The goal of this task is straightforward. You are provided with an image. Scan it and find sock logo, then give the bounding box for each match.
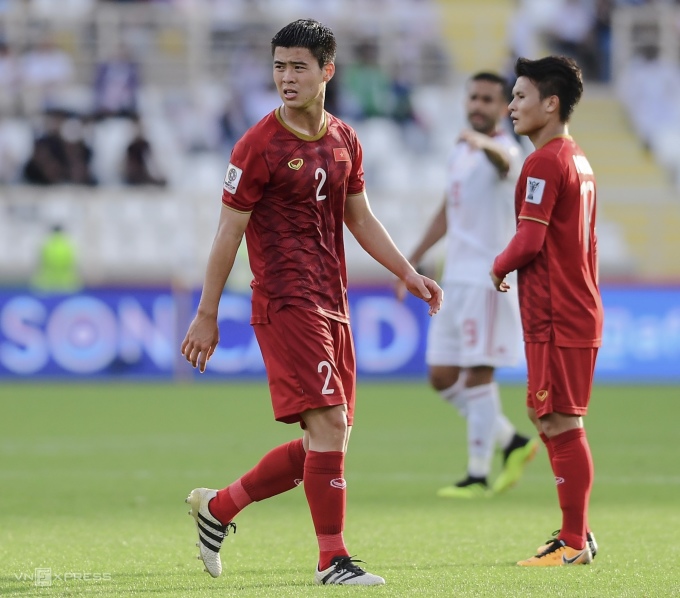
[294,478,303,486]
[555,476,565,485]
[330,478,346,489]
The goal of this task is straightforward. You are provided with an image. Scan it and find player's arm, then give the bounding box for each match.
[407,197,447,265]
[345,190,442,315]
[181,205,251,372]
[459,129,511,176]
[395,196,446,301]
[490,217,547,292]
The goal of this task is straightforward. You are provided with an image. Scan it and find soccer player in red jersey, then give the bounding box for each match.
[180,19,442,586]
[490,56,604,567]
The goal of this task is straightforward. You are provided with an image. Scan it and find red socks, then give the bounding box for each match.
[304,450,350,570]
[210,446,349,570]
[540,432,554,466]
[549,428,593,550]
[208,439,306,524]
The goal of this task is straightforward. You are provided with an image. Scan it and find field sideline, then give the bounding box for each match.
[1,382,678,597]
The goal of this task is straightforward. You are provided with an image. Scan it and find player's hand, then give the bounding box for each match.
[181,314,219,373]
[394,278,408,302]
[402,272,443,316]
[490,268,509,292]
[458,128,487,150]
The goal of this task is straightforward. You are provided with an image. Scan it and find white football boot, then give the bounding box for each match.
[314,556,385,586]
[185,487,236,578]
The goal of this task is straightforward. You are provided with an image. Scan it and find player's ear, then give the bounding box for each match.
[545,94,559,116]
[323,62,335,83]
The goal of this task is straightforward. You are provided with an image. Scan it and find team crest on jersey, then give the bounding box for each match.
[223,162,243,194]
[288,158,304,170]
[333,147,350,161]
[525,177,546,204]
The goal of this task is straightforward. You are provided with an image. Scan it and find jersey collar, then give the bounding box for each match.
[275,106,327,141]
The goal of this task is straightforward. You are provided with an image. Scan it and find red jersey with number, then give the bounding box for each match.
[515,135,603,347]
[221,107,365,323]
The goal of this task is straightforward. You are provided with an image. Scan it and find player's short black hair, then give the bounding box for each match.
[271,19,337,68]
[469,71,510,100]
[514,56,583,122]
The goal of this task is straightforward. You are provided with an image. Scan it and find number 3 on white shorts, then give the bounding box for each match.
[317,360,335,395]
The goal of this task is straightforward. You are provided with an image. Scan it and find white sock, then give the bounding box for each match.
[437,373,468,417]
[488,382,516,449]
[462,383,499,478]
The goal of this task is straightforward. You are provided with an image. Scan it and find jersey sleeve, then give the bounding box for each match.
[347,131,365,196]
[517,153,562,225]
[221,138,271,213]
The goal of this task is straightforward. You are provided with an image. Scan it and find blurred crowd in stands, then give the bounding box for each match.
[0,0,444,187]
[0,0,679,188]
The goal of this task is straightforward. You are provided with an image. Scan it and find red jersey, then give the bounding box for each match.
[515,135,603,347]
[222,108,365,323]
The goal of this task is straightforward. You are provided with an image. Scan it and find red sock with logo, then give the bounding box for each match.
[550,428,593,550]
[209,439,306,524]
[304,450,349,571]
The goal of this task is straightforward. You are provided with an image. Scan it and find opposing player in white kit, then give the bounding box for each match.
[398,72,538,497]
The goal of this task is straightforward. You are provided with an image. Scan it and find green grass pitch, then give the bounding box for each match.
[1,381,678,597]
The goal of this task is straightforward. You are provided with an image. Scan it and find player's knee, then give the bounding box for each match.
[429,367,460,391]
[303,405,348,445]
[465,366,494,387]
[539,413,582,438]
[527,407,540,430]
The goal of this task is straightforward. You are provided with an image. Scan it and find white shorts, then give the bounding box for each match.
[426,283,522,368]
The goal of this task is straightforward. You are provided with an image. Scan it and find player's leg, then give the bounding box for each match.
[434,286,534,496]
[187,304,325,578]
[433,363,503,496]
[460,366,498,488]
[541,411,594,553]
[427,286,487,496]
[301,404,356,582]
[302,317,383,585]
[477,287,538,492]
[517,344,596,566]
[186,437,306,577]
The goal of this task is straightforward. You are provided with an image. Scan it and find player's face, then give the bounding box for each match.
[465,80,507,134]
[273,47,334,111]
[508,76,551,136]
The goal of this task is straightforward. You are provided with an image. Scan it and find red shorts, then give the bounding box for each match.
[525,342,598,418]
[253,304,356,426]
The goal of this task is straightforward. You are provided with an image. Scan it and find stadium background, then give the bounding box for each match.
[0,0,679,382]
[1,3,679,597]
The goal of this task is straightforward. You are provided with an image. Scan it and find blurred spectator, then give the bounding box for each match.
[93,47,141,118]
[31,223,82,293]
[229,35,280,126]
[61,114,97,185]
[543,0,599,80]
[122,114,167,186]
[617,44,680,151]
[23,110,96,185]
[341,37,424,148]
[506,0,545,66]
[0,40,21,115]
[341,39,394,120]
[0,117,30,183]
[20,35,75,113]
[594,0,613,82]
[218,90,250,152]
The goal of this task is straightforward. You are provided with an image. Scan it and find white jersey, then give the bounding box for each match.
[442,131,523,287]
